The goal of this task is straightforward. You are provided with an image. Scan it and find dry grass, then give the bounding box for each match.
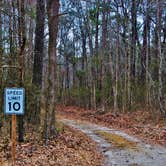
[95,130,138,150]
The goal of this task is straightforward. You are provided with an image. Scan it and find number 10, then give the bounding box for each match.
[8,102,21,111]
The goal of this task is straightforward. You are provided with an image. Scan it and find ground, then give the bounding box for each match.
[0,105,165,166]
[0,124,102,166]
[57,105,166,146]
[60,117,166,166]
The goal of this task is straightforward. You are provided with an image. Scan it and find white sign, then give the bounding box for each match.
[4,88,25,115]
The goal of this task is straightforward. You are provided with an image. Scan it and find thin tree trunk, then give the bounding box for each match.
[81,29,87,107]
[157,0,165,115]
[95,0,99,57]
[142,0,151,105]
[0,0,3,128]
[9,9,13,55]
[0,0,2,68]
[17,0,26,142]
[121,0,128,113]
[12,1,17,53]
[27,16,34,70]
[86,0,95,109]
[101,0,107,112]
[114,5,120,112]
[145,4,151,106]
[109,45,115,111]
[93,0,100,110]
[122,32,128,113]
[123,49,127,113]
[127,43,131,110]
[131,0,137,78]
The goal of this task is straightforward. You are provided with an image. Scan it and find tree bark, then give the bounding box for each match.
[86,0,93,109]
[32,0,45,88]
[92,0,100,110]
[44,0,59,143]
[31,0,45,125]
[144,0,151,105]
[114,5,120,113]
[157,0,165,115]
[131,0,137,78]
[17,0,26,142]
[101,0,107,112]
[0,0,3,129]
[121,0,128,113]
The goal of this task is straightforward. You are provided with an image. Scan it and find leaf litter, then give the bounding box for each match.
[57,105,166,146]
[0,125,103,166]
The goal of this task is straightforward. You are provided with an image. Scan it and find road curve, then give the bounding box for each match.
[61,118,166,166]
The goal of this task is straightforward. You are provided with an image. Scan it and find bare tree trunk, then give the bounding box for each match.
[31,0,45,125]
[12,1,17,54]
[101,0,107,112]
[86,0,95,109]
[163,13,166,44]
[127,44,131,110]
[114,5,120,112]
[109,45,115,110]
[17,0,26,142]
[0,0,2,69]
[141,0,151,106]
[131,0,137,78]
[123,49,127,112]
[121,0,128,113]
[9,8,13,55]
[26,16,34,71]
[81,28,87,108]
[0,0,3,128]
[95,0,99,57]
[94,0,99,110]
[122,36,128,113]
[33,0,45,88]
[145,0,151,106]
[157,0,165,115]
[44,0,59,143]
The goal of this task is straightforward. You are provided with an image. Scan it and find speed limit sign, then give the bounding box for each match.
[4,88,25,115]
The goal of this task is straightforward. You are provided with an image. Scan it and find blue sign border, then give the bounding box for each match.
[4,88,25,115]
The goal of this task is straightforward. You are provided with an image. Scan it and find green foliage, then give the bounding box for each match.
[70,87,89,99]
[89,8,102,26]
[26,7,36,19]
[132,83,146,105]
[55,121,64,133]
[76,70,86,79]
[95,88,102,103]
[70,56,79,64]
[91,54,102,69]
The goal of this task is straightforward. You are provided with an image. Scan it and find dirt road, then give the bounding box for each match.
[61,118,166,166]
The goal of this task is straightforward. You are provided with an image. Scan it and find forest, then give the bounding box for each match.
[0,0,166,165]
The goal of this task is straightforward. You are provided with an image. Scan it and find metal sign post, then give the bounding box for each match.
[4,88,25,166]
